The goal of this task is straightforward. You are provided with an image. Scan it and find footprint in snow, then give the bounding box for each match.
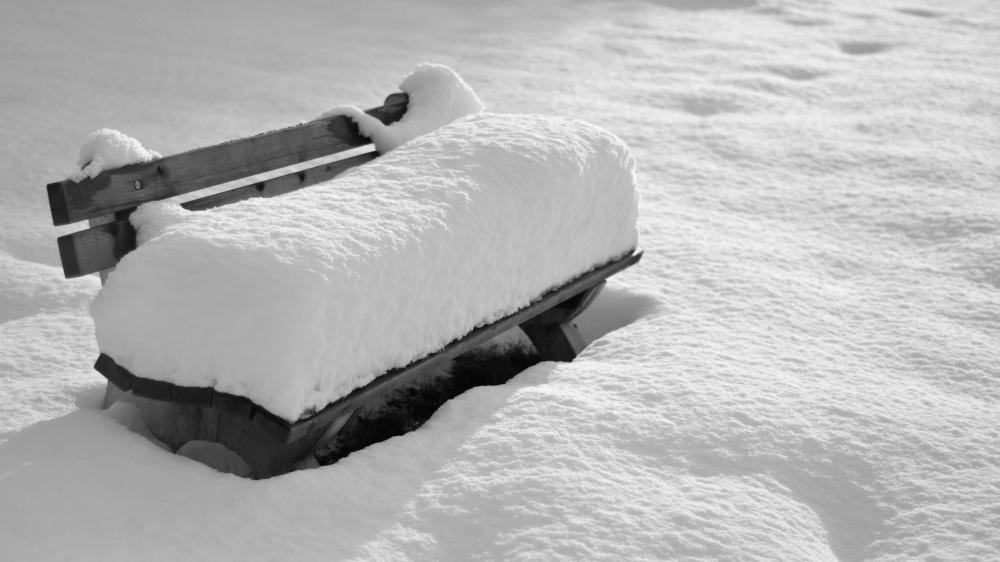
[651,0,758,11]
[839,40,893,56]
[679,96,739,117]
[896,7,941,18]
[763,64,826,81]
[783,17,831,27]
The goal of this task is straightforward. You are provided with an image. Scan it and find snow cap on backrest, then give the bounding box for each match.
[71,128,161,181]
[319,62,485,153]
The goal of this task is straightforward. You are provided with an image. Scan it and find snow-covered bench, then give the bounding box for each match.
[46,66,641,477]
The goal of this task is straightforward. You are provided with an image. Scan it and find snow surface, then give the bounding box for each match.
[1,0,998,560]
[320,62,485,153]
[92,110,639,422]
[71,128,161,181]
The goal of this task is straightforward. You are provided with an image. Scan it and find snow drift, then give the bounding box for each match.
[90,113,639,421]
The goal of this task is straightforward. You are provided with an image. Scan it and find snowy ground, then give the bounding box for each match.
[1,0,998,560]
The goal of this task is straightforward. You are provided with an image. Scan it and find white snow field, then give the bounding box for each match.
[1,0,998,560]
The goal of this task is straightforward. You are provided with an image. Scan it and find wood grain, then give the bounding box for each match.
[47,95,408,226]
[56,151,379,278]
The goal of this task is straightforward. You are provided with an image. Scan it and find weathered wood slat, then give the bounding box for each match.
[56,151,379,278]
[47,94,408,226]
[185,150,378,212]
[58,213,134,279]
[94,250,643,448]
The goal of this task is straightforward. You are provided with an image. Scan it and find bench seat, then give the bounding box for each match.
[90,113,640,423]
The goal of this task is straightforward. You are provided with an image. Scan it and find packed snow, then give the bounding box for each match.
[71,128,161,181]
[320,62,485,154]
[92,108,639,421]
[1,0,998,560]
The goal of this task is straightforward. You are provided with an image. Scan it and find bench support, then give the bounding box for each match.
[96,253,639,478]
[520,282,604,361]
[104,382,332,477]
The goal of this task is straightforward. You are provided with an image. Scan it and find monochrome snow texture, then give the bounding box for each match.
[2,1,997,560]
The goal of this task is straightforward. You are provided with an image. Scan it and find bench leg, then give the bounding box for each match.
[519,282,605,362]
[101,380,337,478]
[520,320,586,362]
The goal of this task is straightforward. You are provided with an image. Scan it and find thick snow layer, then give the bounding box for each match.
[91,113,639,421]
[71,128,161,181]
[319,62,485,153]
[1,0,998,560]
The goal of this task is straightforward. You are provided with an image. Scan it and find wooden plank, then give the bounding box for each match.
[183,150,377,212]
[95,250,643,444]
[95,353,132,392]
[171,384,215,406]
[56,151,378,278]
[47,94,408,226]
[130,376,174,402]
[58,216,136,279]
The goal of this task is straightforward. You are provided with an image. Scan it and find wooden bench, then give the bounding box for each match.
[47,92,642,478]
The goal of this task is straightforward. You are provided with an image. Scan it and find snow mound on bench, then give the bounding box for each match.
[90,113,639,422]
[71,128,161,181]
[319,62,484,153]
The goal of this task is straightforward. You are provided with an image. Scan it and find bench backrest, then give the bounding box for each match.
[48,93,409,279]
